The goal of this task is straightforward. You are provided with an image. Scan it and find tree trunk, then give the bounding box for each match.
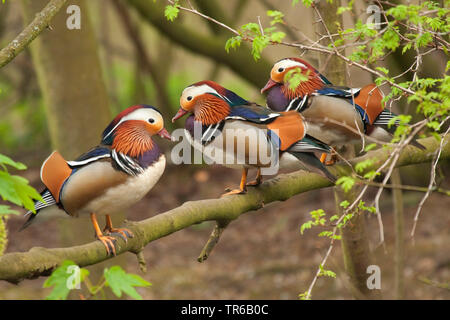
[20,0,123,298]
[391,169,404,299]
[316,0,380,299]
[21,0,111,159]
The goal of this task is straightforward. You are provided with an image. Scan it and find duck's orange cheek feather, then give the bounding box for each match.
[180,98,196,112]
[271,69,286,83]
[112,121,154,158]
[146,121,163,135]
[194,96,231,125]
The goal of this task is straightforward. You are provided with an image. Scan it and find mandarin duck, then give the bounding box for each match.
[172,80,336,196]
[261,57,425,163]
[21,105,172,255]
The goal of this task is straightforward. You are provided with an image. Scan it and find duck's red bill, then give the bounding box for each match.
[261,78,277,94]
[172,108,188,122]
[157,128,172,140]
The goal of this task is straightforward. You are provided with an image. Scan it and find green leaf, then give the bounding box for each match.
[270,31,286,43]
[284,69,309,90]
[0,171,43,212]
[330,214,339,221]
[364,143,377,152]
[318,231,333,238]
[225,36,242,53]
[267,10,284,25]
[241,22,260,34]
[251,36,269,61]
[44,261,88,300]
[164,5,179,22]
[318,264,336,278]
[310,209,326,221]
[298,291,311,300]
[0,205,18,215]
[363,170,380,180]
[104,266,151,300]
[0,154,27,171]
[402,42,412,54]
[336,176,355,193]
[339,200,349,209]
[355,159,374,173]
[358,200,376,213]
[300,0,314,7]
[300,220,313,234]
[376,67,389,75]
[427,121,441,131]
[415,32,433,49]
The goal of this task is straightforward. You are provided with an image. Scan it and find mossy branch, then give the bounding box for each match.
[0,0,67,68]
[0,136,448,283]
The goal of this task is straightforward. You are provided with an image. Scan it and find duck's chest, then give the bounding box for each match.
[63,153,166,217]
[186,120,275,169]
[84,154,166,216]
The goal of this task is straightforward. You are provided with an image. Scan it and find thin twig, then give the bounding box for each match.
[410,121,450,239]
[197,220,231,262]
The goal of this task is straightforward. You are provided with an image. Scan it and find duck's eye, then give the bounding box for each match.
[187,96,193,101]
[278,67,284,73]
[148,118,155,124]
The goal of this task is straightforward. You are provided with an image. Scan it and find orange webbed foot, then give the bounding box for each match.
[325,153,338,166]
[91,213,117,256]
[104,227,134,243]
[321,151,338,166]
[96,234,117,256]
[246,168,262,187]
[246,180,261,187]
[221,168,248,197]
[221,188,247,197]
[103,214,134,243]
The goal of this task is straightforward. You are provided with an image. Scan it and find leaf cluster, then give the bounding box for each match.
[44,261,151,300]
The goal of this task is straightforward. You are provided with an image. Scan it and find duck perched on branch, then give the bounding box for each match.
[262,57,425,164]
[21,105,172,255]
[172,80,336,196]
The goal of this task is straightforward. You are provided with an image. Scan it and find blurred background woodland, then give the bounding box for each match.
[0,0,448,299]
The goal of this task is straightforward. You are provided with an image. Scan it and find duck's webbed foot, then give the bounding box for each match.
[103,214,134,242]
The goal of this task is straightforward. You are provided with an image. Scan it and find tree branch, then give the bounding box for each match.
[0,0,67,68]
[0,135,448,283]
[126,0,272,88]
[197,220,231,262]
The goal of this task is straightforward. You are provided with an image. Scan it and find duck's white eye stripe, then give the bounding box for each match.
[183,84,222,100]
[104,108,162,139]
[276,60,307,70]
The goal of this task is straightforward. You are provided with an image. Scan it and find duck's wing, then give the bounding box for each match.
[226,103,280,124]
[197,103,280,145]
[21,147,113,229]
